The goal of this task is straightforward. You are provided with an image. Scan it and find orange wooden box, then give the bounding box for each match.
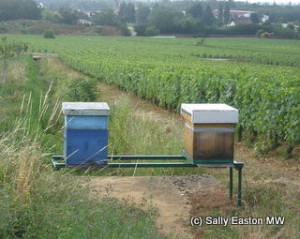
[181,104,238,162]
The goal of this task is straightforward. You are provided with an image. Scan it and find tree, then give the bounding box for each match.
[134,25,147,36]
[223,1,231,26]
[118,2,136,23]
[145,26,160,36]
[92,9,117,26]
[218,3,224,26]
[0,0,41,21]
[136,5,150,25]
[202,5,215,27]
[250,13,259,25]
[43,30,55,39]
[186,2,203,20]
[287,23,295,31]
[19,0,42,20]
[149,7,177,33]
[58,8,78,25]
[0,37,28,83]
[178,15,202,34]
[42,9,61,23]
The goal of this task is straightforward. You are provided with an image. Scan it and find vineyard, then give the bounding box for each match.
[11,35,300,155]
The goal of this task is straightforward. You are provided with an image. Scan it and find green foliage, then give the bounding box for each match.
[202,5,215,26]
[136,5,150,25]
[217,3,224,26]
[66,78,97,102]
[119,2,136,23]
[58,8,79,25]
[223,1,231,25]
[258,23,300,39]
[0,37,28,59]
[43,30,55,39]
[0,0,41,21]
[134,24,147,36]
[196,38,206,46]
[250,13,260,25]
[41,0,113,11]
[118,24,131,36]
[42,9,61,23]
[0,37,28,82]
[145,26,160,36]
[186,2,203,20]
[149,7,181,34]
[92,9,117,26]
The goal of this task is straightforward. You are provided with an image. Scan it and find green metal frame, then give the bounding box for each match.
[181,150,234,165]
[51,154,244,206]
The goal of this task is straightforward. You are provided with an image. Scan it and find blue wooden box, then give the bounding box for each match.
[62,102,110,166]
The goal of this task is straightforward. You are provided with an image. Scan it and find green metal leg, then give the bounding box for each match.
[238,167,242,206]
[233,161,244,206]
[229,167,233,199]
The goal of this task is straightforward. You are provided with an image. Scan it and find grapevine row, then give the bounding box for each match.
[19,35,300,153]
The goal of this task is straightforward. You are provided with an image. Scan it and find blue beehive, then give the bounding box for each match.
[62,102,110,166]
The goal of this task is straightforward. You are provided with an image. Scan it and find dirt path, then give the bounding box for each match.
[46,56,300,239]
[86,174,232,238]
[88,176,188,238]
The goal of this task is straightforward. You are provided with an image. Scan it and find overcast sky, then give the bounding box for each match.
[237,0,300,4]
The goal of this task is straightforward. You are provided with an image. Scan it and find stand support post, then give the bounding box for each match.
[229,167,233,199]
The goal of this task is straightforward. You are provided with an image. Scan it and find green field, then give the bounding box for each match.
[9,35,300,154]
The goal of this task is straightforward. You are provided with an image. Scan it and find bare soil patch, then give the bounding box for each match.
[206,58,230,61]
[87,175,228,239]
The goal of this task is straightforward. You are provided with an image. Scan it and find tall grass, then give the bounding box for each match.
[94,97,204,177]
[0,121,165,238]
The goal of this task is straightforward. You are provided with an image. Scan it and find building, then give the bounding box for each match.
[213,9,255,26]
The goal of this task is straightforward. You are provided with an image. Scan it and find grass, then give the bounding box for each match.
[0,56,170,239]
[193,144,300,239]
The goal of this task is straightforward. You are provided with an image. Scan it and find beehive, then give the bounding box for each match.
[62,102,110,166]
[181,104,238,164]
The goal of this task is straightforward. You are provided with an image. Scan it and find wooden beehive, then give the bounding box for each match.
[181,104,238,163]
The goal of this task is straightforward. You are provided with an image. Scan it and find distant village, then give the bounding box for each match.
[0,0,299,38]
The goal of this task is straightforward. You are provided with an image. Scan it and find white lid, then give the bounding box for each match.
[181,103,238,123]
[62,102,110,116]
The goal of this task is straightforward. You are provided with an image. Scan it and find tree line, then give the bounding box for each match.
[89,1,299,38]
[40,0,112,11]
[0,0,300,39]
[0,0,41,21]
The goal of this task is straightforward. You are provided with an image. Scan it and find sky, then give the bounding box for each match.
[237,0,300,4]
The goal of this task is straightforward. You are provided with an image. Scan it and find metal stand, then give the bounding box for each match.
[52,154,244,206]
[229,162,244,206]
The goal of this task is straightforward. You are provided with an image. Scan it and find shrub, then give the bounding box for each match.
[43,30,55,39]
[196,38,206,46]
[67,78,97,102]
[134,24,147,36]
[145,26,160,36]
[118,24,131,36]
